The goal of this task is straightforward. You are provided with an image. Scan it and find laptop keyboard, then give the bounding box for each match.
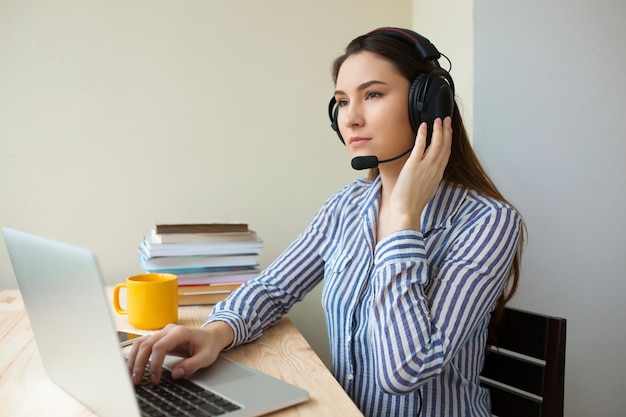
[135,364,242,416]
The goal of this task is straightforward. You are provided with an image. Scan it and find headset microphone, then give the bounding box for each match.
[351,147,413,170]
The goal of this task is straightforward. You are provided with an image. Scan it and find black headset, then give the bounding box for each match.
[328,27,455,146]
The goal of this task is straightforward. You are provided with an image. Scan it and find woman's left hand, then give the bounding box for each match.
[390,116,452,231]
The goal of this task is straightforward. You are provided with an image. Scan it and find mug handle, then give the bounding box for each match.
[113,283,128,315]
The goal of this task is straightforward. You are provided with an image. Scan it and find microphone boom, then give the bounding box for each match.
[351,147,413,171]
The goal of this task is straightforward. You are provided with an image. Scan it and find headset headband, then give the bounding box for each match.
[366,27,442,62]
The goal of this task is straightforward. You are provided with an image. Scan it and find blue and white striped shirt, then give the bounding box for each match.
[207,176,522,417]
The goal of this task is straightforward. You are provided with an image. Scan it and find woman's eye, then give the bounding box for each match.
[337,99,349,107]
[366,91,382,99]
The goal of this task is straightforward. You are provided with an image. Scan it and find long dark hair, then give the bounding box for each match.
[332,31,526,319]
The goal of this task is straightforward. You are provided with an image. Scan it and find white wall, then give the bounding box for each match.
[0,0,411,368]
[473,0,626,416]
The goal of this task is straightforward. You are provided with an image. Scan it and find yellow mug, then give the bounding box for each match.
[113,273,178,330]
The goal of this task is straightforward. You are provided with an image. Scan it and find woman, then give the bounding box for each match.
[128,27,525,417]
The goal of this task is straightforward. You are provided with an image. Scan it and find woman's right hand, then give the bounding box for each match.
[389,117,452,232]
[127,321,235,385]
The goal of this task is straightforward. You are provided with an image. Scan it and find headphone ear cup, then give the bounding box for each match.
[409,73,454,148]
[328,97,345,145]
[408,73,429,133]
[421,75,453,124]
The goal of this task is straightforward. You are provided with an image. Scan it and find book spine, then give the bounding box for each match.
[177,283,242,294]
[150,231,258,244]
[178,292,233,306]
[156,223,248,234]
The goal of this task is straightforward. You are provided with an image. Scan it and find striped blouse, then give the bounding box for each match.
[206,176,522,417]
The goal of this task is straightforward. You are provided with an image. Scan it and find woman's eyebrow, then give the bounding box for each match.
[334,80,387,96]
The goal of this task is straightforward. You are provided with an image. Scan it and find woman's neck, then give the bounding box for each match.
[375,165,401,244]
[377,161,402,203]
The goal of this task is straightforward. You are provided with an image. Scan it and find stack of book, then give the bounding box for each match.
[138,222,262,306]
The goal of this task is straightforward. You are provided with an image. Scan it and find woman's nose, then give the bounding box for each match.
[341,102,364,130]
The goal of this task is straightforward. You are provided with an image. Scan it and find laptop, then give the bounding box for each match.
[2,227,309,417]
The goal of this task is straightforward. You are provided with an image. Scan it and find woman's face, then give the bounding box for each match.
[334,51,414,166]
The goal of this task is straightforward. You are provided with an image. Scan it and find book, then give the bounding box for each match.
[178,282,244,293]
[139,254,258,271]
[178,290,234,306]
[148,229,258,245]
[177,282,245,306]
[176,271,259,286]
[138,239,264,258]
[155,223,248,234]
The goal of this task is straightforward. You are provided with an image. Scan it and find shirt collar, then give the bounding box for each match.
[421,181,468,234]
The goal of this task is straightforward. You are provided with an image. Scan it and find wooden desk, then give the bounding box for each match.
[0,289,363,417]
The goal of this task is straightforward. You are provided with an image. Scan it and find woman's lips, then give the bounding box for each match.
[349,137,370,147]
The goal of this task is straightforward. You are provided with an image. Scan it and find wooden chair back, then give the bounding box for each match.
[480,307,567,417]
